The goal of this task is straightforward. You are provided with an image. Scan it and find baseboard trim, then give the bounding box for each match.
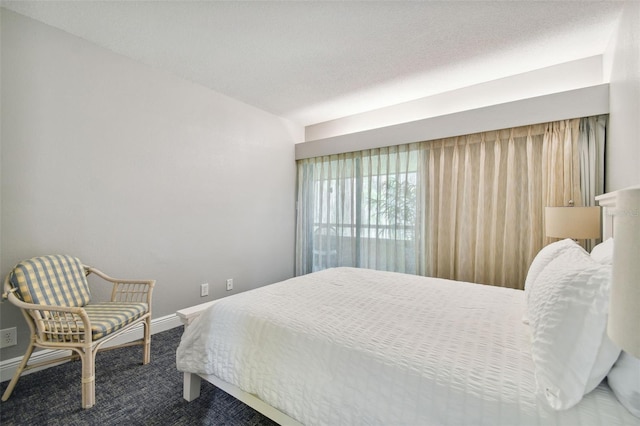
[0,313,183,383]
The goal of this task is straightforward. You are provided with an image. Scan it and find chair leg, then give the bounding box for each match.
[142,316,151,365]
[1,342,35,402]
[80,351,95,409]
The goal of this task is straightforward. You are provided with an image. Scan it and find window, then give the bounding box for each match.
[296,145,420,275]
[296,116,606,289]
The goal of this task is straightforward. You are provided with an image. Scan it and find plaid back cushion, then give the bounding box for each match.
[10,255,91,307]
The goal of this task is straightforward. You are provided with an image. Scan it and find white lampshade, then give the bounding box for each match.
[545,206,601,239]
[608,188,640,357]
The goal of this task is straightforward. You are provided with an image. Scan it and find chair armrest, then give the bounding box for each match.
[85,266,155,304]
[3,289,92,344]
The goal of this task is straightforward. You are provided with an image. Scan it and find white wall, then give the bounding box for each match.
[0,9,300,360]
[604,1,640,191]
[305,56,606,142]
[296,85,609,160]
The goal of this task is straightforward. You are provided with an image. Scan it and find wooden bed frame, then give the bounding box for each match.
[176,185,638,426]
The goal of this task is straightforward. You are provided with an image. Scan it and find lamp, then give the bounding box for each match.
[608,188,640,357]
[545,204,601,239]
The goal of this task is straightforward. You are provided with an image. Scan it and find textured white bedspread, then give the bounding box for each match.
[177,267,638,425]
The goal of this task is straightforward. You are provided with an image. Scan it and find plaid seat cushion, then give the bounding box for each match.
[84,302,149,340]
[10,255,91,307]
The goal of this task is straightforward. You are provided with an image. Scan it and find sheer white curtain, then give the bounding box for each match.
[296,116,605,289]
[295,145,421,276]
[579,115,607,251]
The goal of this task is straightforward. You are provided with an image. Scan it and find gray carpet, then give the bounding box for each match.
[0,326,279,426]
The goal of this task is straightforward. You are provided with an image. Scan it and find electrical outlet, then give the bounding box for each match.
[0,327,17,348]
[200,283,209,297]
[226,278,233,291]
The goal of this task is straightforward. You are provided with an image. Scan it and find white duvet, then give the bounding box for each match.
[177,267,638,425]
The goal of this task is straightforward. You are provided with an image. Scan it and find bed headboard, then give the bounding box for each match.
[596,185,640,239]
[596,184,640,357]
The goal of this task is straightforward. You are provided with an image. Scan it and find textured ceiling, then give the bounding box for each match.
[1,1,624,126]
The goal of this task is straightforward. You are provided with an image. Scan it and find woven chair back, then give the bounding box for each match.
[9,255,91,307]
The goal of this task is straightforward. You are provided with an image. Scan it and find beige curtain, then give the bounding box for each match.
[419,127,540,287]
[420,119,581,289]
[542,119,582,242]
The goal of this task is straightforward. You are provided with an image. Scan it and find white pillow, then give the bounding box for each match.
[591,238,614,265]
[527,243,620,410]
[522,239,577,324]
[585,334,620,393]
[525,238,577,291]
[608,351,640,418]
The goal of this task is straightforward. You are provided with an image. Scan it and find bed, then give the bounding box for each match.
[176,187,640,425]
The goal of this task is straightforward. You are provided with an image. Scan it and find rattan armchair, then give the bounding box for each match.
[1,255,155,409]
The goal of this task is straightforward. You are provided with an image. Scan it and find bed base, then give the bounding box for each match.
[177,302,302,426]
[176,185,638,426]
